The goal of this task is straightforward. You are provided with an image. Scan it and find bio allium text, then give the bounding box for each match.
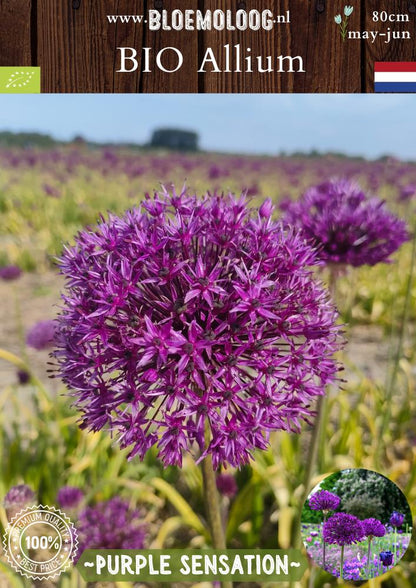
[117,45,305,74]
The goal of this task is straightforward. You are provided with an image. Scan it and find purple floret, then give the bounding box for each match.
[216,473,238,498]
[0,265,22,281]
[379,550,394,566]
[53,188,343,469]
[389,511,404,527]
[323,512,365,546]
[76,497,146,554]
[17,369,30,385]
[57,486,84,509]
[362,518,386,538]
[398,184,416,202]
[26,320,56,350]
[4,484,35,507]
[308,489,340,512]
[281,179,409,267]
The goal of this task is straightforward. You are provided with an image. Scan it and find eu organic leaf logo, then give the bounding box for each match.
[5,71,35,89]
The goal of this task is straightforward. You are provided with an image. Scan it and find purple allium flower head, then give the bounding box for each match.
[0,265,22,281]
[379,550,394,566]
[323,512,365,546]
[53,188,342,469]
[4,484,36,521]
[57,486,84,509]
[216,473,238,498]
[26,320,56,350]
[76,497,146,553]
[362,518,386,538]
[4,484,35,508]
[399,183,416,202]
[281,179,409,267]
[308,489,340,512]
[389,511,404,527]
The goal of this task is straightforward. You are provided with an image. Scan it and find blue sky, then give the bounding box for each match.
[0,94,415,159]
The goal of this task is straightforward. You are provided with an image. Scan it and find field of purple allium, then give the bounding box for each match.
[303,523,411,580]
[0,146,415,588]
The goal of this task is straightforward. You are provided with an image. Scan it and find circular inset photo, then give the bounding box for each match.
[301,469,412,581]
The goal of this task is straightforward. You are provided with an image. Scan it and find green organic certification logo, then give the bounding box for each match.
[0,67,41,93]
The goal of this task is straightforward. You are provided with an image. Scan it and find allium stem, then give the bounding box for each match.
[201,455,232,588]
[201,455,226,548]
[367,538,372,577]
[297,394,325,538]
[296,265,339,556]
[340,544,344,580]
[378,223,416,466]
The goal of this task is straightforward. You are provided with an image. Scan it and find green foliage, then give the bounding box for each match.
[333,470,412,525]
[341,495,385,520]
[0,131,57,148]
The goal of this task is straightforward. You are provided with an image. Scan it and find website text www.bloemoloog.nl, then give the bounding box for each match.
[106,9,290,31]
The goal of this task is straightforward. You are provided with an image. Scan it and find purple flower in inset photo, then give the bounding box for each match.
[0,265,22,281]
[53,188,343,469]
[76,497,146,554]
[362,518,386,538]
[26,320,56,350]
[390,511,404,528]
[57,486,84,510]
[379,550,394,567]
[323,512,365,546]
[309,490,340,513]
[281,179,409,267]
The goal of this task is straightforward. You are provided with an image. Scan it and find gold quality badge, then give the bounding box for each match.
[3,505,78,580]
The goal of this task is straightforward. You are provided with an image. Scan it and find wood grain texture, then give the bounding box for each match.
[2,1,416,92]
[201,0,362,92]
[0,0,33,66]
[288,0,362,92]
[141,0,199,92]
[37,0,146,92]
[364,1,416,91]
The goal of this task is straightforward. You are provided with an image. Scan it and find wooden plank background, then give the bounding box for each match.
[0,0,416,92]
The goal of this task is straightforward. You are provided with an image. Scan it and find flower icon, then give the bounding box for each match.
[334,5,354,41]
